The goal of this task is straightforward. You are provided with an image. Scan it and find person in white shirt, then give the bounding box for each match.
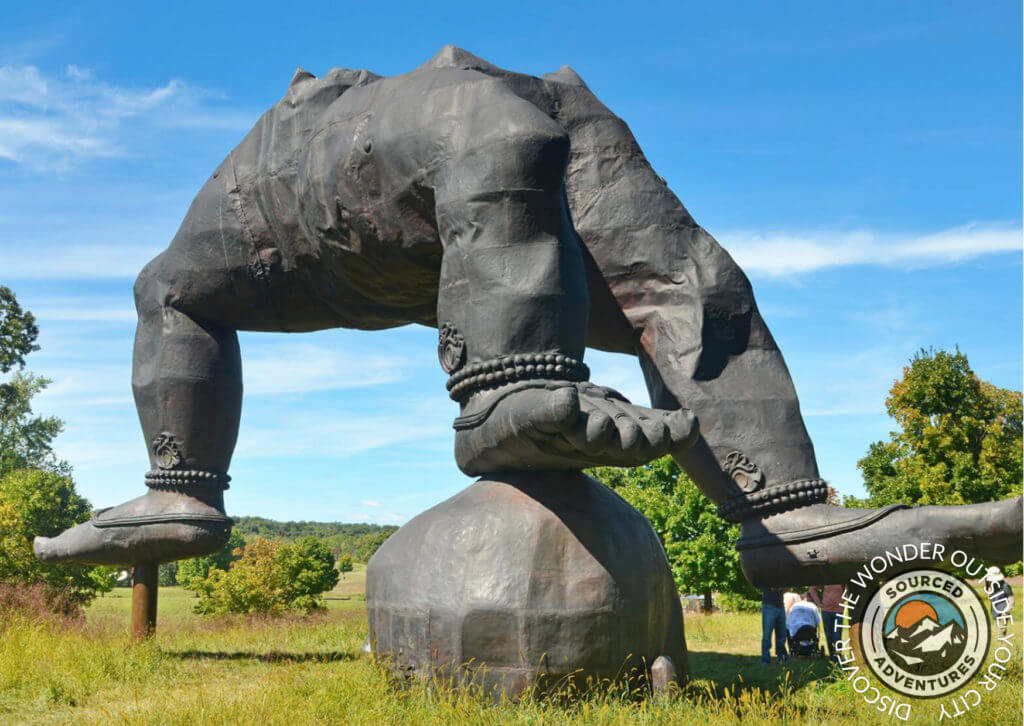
[786,591,821,637]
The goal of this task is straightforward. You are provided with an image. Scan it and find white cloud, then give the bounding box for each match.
[0,63,255,171]
[244,344,408,395]
[236,407,450,460]
[720,223,1021,277]
[1,242,158,279]
[30,342,412,409]
[585,350,650,406]
[30,297,136,322]
[361,500,381,507]
[5,221,1019,282]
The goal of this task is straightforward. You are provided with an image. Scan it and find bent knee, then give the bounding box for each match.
[445,83,570,193]
[133,250,223,321]
[133,253,172,316]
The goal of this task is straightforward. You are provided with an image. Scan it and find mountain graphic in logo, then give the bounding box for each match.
[882,597,967,675]
[863,568,990,699]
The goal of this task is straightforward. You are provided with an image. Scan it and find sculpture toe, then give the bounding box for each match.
[737,497,1024,588]
[453,381,700,474]
[32,519,138,565]
[32,490,232,566]
[33,531,78,563]
[665,408,699,450]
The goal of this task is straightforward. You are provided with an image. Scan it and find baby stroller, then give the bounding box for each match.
[788,624,825,658]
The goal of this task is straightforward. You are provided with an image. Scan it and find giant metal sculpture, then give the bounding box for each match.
[34,47,1022,692]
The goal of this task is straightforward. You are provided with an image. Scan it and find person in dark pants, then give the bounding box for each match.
[762,588,788,664]
[809,584,844,659]
[981,567,1015,637]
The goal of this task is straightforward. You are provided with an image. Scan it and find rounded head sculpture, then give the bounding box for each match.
[366,470,686,699]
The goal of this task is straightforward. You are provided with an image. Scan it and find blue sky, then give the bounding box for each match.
[1,2,1020,524]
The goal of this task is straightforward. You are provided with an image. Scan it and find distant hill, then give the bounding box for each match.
[233,517,394,539]
[232,517,399,563]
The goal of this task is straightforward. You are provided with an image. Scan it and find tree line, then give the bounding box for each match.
[232,517,397,563]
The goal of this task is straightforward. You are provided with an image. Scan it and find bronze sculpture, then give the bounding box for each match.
[33,46,1021,689]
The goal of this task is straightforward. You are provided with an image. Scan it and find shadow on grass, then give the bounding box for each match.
[688,650,838,697]
[167,649,358,664]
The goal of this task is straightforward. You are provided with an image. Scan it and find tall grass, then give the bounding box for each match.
[0,585,1020,725]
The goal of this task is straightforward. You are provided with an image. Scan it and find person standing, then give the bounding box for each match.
[980,567,1015,636]
[762,588,789,664]
[809,584,845,659]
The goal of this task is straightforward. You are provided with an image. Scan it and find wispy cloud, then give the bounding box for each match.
[236,405,450,460]
[586,350,650,406]
[31,342,412,409]
[245,344,408,396]
[6,221,1020,281]
[361,500,381,507]
[1,242,159,279]
[721,223,1021,277]
[0,63,255,171]
[29,297,136,322]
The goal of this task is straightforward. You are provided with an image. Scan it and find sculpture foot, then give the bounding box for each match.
[453,380,698,475]
[33,488,232,566]
[737,497,1023,588]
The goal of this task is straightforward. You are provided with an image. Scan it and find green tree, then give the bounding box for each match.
[191,536,339,615]
[0,469,106,609]
[0,288,64,478]
[87,566,118,596]
[591,457,756,612]
[0,286,39,374]
[178,530,245,591]
[353,528,396,562]
[158,561,179,586]
[338,554,354,578]
[0,288,112,611]
[851,348,1022,507]
[0,373,66,477]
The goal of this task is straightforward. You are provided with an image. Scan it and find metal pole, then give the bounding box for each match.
[131,562,159,641]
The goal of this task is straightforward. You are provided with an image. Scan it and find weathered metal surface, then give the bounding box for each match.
[130,563,159,642]
[366,471,687,699]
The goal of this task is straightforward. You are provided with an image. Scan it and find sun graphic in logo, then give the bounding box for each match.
[881,590,969,678]
[892,599,939,629]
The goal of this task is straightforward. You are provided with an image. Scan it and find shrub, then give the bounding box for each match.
[0,469,112,612]
[717,591,761,613]
[0,581,83,621]
[191,536,339,616]
[158,561,178,586]
[178,530,245,591]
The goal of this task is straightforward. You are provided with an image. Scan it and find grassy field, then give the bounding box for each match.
[1,569,1020,725]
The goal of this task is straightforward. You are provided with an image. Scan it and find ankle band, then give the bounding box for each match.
[446,353,589,402]
[717,479,829,523]
[145,469,231,491]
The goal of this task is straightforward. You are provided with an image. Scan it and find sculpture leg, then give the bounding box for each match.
[551,74,1022,586]
[432,85,697,475]
[628,227,1023,586]
[33,257,239,565]
[31,156,283,566]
